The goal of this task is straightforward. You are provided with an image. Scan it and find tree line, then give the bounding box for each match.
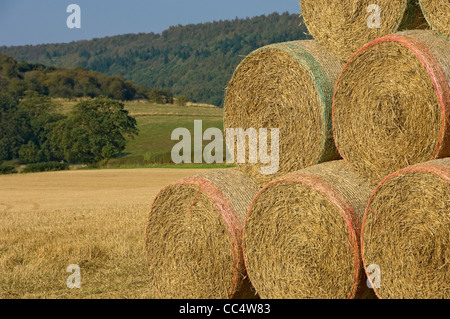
[0,93,138,167]
[0,12,312,106]
[0,54,179,104]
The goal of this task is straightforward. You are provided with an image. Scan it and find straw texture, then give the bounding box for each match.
[300,0,427,61]
[224,40,344,187]
[419,0,450,40]
[333,30,450,184]
[145,169,260,299]
[243,161,376,299]
[362,158,450,299]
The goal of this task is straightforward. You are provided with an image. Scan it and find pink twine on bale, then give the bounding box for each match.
[243,173,365,299]
[145,175,247,299]
[332,32,450,172]
[361,162,450,299]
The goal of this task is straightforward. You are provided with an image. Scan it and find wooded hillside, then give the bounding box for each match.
[0,12,311,106]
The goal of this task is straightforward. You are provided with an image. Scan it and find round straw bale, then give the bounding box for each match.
[224,40,344,187]
[419,0,450,40]
[243,160,377,299]
[300,0,427,62]
[362,158,450,299]
[145,169,260,299]
[333,30,450,185]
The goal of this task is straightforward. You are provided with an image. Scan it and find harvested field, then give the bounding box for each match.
[0,168,206,299]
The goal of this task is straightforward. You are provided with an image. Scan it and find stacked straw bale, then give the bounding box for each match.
[146,0,449,300]
[300,0,427,61]
[243,161,377,299]
[419,0,450,40]
[224,40,344,187]
[362,158,450,299]
[333,30,450,184]
[145,169,260,299]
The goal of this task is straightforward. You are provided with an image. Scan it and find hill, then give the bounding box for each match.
[0,55,141,101]
[0,12,311,106]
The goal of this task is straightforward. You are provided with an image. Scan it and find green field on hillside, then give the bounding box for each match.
[105,101,229,168]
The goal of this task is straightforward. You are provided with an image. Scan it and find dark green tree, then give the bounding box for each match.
[23,70,49,96]
[106,77,136,101]
[18,141,41,164]
[47,71,76,98]
[0,94,31,162]
[17,96,65,163]
[148,88,174,104]
[175,95,188,106]
[7,77,28,98]
[0,55,19,79]
[51,97,138,164]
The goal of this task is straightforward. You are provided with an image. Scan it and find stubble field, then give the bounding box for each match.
[0,168,207,299]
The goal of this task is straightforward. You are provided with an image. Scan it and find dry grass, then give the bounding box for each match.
[243,161,376,299]
[333,30,450,184]
[224,41,343,186]
[419,0,450,40]
[362,158,450,299]
[146,169,260,299]
[0,168,207,299]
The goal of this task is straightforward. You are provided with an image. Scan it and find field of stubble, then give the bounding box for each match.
[0,168,206,299]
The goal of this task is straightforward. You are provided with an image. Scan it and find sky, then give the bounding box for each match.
[0,0,301,47]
